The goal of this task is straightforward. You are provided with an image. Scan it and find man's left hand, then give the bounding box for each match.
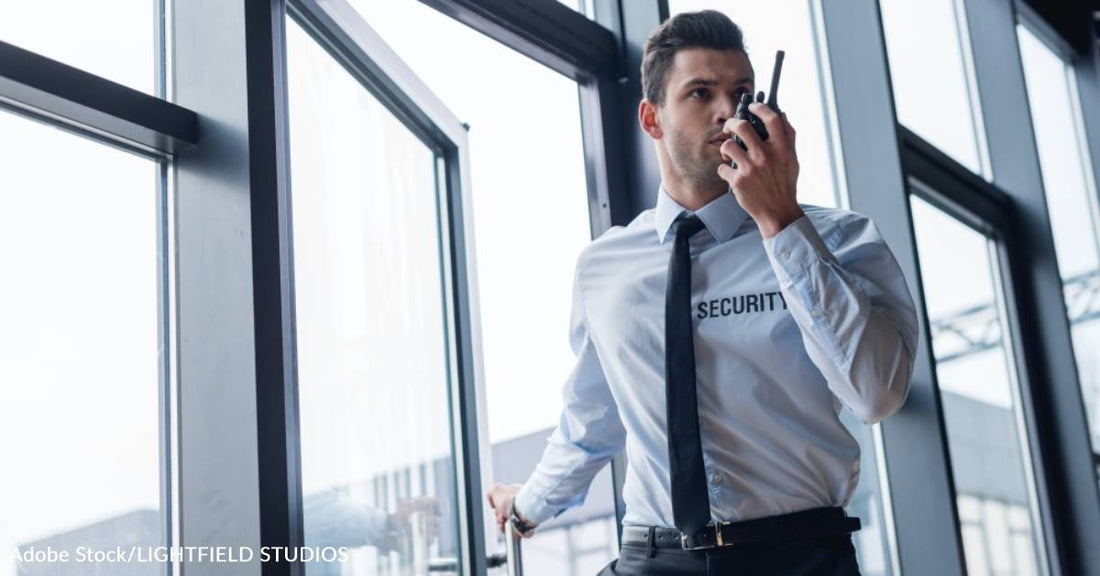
[717,102,804,239]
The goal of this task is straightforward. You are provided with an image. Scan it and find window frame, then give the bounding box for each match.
[1016,8,1100,481]
[903,127,1057,576]
[820,0,1100,574]
[960,1,1100,573]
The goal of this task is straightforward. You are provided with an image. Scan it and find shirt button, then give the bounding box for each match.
[711,472,722,486]
[780,250,791,260]
[811,309,823,318]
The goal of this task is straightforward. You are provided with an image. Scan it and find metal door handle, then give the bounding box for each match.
[425,522,523,574]
[504,520,524,576]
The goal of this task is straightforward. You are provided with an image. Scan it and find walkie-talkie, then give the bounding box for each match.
[731,50,785,154]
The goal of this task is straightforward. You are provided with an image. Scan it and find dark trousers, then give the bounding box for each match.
[597,535,861,576]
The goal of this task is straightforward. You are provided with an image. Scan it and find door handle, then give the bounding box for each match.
[424,520,524,574]
[503,519,524,576]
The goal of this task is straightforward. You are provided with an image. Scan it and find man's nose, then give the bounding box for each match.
[716,97,738,124]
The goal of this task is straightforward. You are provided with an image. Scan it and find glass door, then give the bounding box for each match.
[283,0,508,574]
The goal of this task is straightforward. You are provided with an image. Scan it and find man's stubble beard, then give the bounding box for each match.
[666,127,726,190]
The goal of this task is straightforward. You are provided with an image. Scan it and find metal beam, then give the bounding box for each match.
[0,39,197,156]
[418,0,621,80]
[930,269,1100,363]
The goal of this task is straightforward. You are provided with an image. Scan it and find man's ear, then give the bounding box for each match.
[638,99,663,140]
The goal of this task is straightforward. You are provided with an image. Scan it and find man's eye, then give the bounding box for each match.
[690,88,709,99]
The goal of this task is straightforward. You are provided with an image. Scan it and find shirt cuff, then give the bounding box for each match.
[512,483,556,527]
[762,215,830,285]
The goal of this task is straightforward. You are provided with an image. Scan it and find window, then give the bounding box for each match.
[668,0,841,208]
[880,0,988,176]
[0,0,158,95]
[1017,24,1100,460]
[0,108,166,575]
[286,17,463,574]
[348,2,614,573]
[910,192,1049,576]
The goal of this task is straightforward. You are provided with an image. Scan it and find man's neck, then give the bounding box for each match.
[664,179,727,212]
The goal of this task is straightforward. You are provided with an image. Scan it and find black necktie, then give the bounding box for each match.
[665,214,711,536]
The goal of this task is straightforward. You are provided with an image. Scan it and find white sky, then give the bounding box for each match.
[1,1,1099,574]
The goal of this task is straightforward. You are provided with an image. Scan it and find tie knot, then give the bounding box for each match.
[672,214,706,241]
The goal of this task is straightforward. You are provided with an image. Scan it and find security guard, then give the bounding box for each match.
[488,10,918,575]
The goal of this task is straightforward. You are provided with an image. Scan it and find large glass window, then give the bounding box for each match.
[285,17,463,576]
[0,109,166,575]
[0,0,157,95]
[350,2,613,573]
[1017,24,1100,461]
[668,0,840,208]
[880,0,987,176]
[910,192,1049,576]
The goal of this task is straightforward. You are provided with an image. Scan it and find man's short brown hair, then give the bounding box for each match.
[641,10,748,107]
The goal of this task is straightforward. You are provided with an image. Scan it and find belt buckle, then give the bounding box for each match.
[679,522,732,551]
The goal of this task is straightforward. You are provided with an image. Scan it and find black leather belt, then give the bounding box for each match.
[621,507,861,551]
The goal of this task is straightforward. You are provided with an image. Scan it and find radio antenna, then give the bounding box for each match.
[767,50,785,111]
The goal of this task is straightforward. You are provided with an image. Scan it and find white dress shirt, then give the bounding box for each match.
[513,185,919,529]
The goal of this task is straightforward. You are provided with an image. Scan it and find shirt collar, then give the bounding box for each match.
[654,184,751,245]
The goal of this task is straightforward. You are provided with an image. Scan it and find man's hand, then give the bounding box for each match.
[486,484,535,538]
[717,102,804,239]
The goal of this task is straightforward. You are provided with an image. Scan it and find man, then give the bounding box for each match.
[488,10,918,575]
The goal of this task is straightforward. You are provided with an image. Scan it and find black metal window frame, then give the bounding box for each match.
[901,126,1058,575]
[960,1,1100,574]
[1016,0,1100,487]
[822,1,1100,575]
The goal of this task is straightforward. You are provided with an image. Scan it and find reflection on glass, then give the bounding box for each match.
[349,2,614,573]
[1017,25,1100,455]
[910,193,1049,576]
[0,109,163,576]
[0,0,156,95]
[880,0,984,175]
[286,19,460,575]
[668,0,839,208]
